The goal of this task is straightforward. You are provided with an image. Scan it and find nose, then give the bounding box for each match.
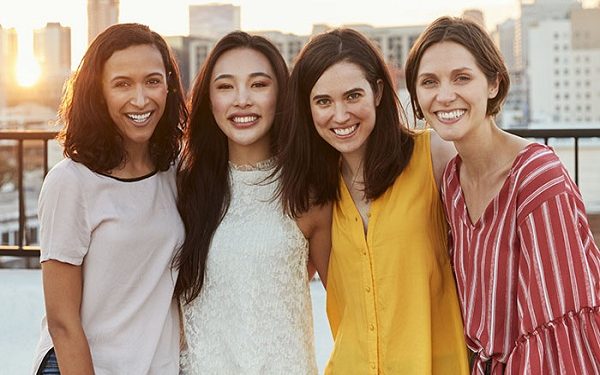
[234,87,251,108]
[131,85,149,108]
[436,82,456,104]
[333,103,350,124]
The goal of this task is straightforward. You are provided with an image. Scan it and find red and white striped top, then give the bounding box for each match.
[442,143,600,374]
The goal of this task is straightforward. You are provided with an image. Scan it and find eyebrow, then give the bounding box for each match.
[213,72,273,82]
[417,66,474,79]
[109,71,165,82]
[312,87,364,101]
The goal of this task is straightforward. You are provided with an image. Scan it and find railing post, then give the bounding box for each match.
[17,140,25,250]
[574,137,579,185]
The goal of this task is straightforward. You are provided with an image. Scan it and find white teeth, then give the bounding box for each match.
[332,125,358,136]
[127,112,152,123]
[436,109,465,121]
[232,115,258,124]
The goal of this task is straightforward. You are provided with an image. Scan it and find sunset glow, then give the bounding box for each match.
[16,56,41,87]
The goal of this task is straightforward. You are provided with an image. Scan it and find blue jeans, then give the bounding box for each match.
[38,349,60,375]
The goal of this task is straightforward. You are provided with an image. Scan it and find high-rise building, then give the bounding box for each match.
[88,0,119,45]
[0,25,18,109]
[528,8,600,124]
[253,31,308,66]
[33,22,71,108]
[462,9,485,28]
[165,35,215,90]
[189,4,240,39]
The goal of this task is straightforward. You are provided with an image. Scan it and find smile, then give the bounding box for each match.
[231,115,259,124]
[435,109,465,122]
[127,111,152,123]
[332,124,358,137]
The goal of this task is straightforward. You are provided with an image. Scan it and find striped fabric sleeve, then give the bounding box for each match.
[510,192,600,374]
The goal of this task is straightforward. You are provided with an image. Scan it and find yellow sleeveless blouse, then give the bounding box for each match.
[325,130,469,374]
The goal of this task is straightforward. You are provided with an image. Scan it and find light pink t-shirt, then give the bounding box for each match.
[32,158,183,375]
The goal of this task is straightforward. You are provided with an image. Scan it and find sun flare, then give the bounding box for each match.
[16,56,41,87]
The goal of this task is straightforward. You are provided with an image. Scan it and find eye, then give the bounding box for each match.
[114,80,130,88]
[455,74,471,83]
[251,80,269,88]
[147,78,162,86]
[314,98,331,106]
[216,83,233,90]
[419,79,436,88]
[347,92,361,101]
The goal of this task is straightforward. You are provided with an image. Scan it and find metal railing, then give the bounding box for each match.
[0,128,599,258]
[0,130,58,257]
[506,127,600,185]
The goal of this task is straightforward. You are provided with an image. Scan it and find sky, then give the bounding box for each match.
[0,0,596,71]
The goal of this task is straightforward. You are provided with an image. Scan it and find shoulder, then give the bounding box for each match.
[43,158,91,188]
[515,143,574,218]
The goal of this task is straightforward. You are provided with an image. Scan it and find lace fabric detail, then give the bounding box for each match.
[180,167,317,375]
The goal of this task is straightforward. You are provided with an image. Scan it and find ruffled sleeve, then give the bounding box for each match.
[509,189,600,374]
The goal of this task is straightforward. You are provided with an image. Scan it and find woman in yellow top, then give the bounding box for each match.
[275,28,469,374]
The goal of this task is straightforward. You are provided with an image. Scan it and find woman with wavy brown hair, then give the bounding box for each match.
[276,28,469,374]
[175,31,330,374]
[32,23,187,374]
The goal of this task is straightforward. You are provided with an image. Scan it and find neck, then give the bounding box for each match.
[227,138,272,166]
[111,145,155,179]
[454,117,503,174]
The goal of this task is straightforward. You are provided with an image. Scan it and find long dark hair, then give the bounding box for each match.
[174,31,289,304]
[59,23,187,172]
[276,28,414,218]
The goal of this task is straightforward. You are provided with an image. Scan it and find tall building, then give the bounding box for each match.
[462,9,485,28]
[253,31,308,66]
[528,8,600,124]
[33,22,71,108]
[0,25,18,109]
[189,4,240,39]
[88,0,119,45]
[165,35,214,90]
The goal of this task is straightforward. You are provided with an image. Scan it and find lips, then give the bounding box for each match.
[332,124,358,137]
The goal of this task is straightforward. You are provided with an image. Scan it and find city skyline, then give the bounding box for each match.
[0,0,531,74]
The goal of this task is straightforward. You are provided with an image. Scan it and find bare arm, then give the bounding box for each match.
[429,130,457,191]
[297,202,332,288]
[42,260,94,374]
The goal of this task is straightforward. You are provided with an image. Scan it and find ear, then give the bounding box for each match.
[488,74,500,99]
[375,79,384,106]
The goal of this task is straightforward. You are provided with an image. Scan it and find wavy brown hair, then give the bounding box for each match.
[405,16,510,120]
[58,23,187,172]
[276,28,414,218]
[174,31,289,304]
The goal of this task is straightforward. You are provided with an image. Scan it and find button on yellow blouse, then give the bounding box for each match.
[325,130,469,374]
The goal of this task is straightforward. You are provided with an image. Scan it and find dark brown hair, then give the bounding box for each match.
[276,28,414,218]
[58,23,187,172]
[174,31,289,304]
[405,16,510,119]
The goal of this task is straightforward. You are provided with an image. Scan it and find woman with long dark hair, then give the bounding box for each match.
[32,23,187,374]
[276,28,469,374]
[405,16,600,373]
[175,31,330,374]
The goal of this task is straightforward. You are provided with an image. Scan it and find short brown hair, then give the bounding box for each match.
[405,16,510,119]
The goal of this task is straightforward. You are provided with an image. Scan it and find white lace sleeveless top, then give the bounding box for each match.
[180,161,317,375]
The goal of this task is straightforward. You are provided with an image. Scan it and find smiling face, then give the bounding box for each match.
[102,44,168,152]
[415,41,499,143]
[309,61,382,160]
[209,47,278,162]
